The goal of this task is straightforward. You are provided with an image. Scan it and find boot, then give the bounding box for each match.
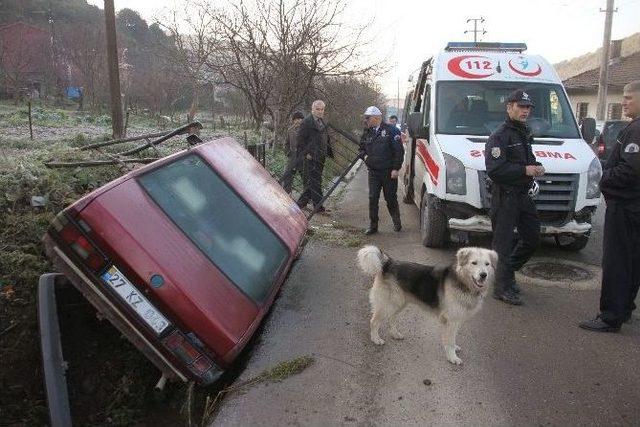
[365,222,378,235]
[391,212,402,232]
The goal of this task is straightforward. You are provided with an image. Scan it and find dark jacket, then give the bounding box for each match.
[485,117,541,190]
[285,122,301,157]
[599,117,640,202]
[296,114,330,163]
[358,123,404,171]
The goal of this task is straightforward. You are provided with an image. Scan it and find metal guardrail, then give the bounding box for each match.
[38,273,73,427]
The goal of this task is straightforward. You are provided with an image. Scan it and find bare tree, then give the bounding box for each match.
[155,1,220,122]
[60,23,108,109]
[209,0,382,136]
[0,23,49,102]
[318,75,386,132]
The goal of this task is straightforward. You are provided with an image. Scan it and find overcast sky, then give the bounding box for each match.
[89,0,640,98]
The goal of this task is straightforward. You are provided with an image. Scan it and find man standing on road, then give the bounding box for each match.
[485,89,545,306]
[580,80,640,333]
[281,111,305,193]
[296,100,331,213]
[359,106,404,235]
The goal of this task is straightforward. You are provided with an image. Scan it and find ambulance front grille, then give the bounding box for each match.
[478,171,579,222]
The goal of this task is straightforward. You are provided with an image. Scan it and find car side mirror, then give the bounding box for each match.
[580,117,596,143]
[408,112,429,139]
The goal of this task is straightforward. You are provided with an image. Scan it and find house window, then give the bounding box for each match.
[608,103,622,120]
[576,102,589,121]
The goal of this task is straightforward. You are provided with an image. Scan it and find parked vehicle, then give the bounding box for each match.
[43,137,308,385]
[592,120,628,164]
[401,42,600,251]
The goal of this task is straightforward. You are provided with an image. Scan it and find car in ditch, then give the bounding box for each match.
[42,137,308,385]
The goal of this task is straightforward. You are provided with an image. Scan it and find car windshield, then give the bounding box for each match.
[138,154,289,303]
[436,81,580,138]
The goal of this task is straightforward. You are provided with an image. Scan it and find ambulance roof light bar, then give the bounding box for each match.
[445,42,528,53]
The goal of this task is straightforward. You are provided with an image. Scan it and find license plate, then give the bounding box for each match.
[101,266,170,335]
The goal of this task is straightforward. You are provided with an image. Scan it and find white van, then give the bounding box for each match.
[401,42,600,250]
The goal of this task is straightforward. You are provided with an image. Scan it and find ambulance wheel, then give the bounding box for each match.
[555,233,589,251]
[402,172,414,204]
[420,194,448,248]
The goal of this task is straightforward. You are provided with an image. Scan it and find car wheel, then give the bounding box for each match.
[420,194,448,247]
[402,172,414,204]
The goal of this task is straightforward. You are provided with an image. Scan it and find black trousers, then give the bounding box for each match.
[368,169,400,226]
[491,190,540,294]
[281,154,300,193]
[600,200,640,327]
[297,159,324,208]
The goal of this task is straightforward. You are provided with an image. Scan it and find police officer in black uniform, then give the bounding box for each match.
[580,80,640,332]
[485,89,545,305]
[359,106,404,235]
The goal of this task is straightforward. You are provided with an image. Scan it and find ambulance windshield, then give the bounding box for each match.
[436,81,580,139]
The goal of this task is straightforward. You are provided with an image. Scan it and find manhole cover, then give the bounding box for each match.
[520,261,593,282]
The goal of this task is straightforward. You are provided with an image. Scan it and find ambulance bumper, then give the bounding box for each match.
[448,215,592,235]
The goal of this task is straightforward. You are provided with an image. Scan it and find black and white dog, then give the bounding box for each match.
[357,245,497,365]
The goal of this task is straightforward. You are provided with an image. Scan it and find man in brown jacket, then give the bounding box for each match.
[281,111,305,193]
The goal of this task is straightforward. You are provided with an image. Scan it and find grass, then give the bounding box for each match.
[309,220,363,247]
[199,356,315,425]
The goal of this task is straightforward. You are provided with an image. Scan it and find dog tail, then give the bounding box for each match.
[357,245,387,276]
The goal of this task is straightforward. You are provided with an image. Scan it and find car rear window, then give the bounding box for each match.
[138,154,289,303]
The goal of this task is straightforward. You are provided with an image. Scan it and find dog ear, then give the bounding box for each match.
[456,247,472,266]
[488,250,498,268]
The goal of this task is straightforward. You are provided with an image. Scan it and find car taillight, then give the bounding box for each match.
[162,330,222,383]
[52,212,108,272]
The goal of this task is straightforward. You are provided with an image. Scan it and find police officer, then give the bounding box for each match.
[580,80,640,332]
[359,106,404,235]
[485,89,545,305]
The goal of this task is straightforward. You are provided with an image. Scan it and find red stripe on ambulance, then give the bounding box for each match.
[417,140,440,185]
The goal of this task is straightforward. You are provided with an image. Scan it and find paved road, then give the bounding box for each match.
[213,167,639,426]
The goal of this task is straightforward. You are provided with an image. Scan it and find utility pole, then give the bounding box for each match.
[104,0,124,138]
[596,0,617,121]
[465,17,486,43]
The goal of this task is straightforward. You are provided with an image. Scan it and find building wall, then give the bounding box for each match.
[567,90,624,120]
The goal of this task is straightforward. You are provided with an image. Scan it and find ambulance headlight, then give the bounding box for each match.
[444,153,466,195]
[586,157,602,199]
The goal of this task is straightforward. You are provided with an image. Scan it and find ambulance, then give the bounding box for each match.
[401,42,600,250]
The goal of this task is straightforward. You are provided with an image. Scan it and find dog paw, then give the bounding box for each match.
[390,331,405,340]
[371,337,385,345]
[447,355,463,365]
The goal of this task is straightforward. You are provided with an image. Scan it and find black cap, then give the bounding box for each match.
[292,111,304,120]
[506,89,534,107]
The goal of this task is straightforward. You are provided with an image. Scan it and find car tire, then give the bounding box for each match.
[402,172,414,204]
[420,194,448,247]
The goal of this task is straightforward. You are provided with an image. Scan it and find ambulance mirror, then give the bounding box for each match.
[408,112,429,139]
[580,118,596,143]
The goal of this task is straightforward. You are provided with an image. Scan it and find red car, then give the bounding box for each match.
[43,137,308,384]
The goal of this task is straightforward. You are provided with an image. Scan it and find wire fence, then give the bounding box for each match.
[248,125,362,218]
